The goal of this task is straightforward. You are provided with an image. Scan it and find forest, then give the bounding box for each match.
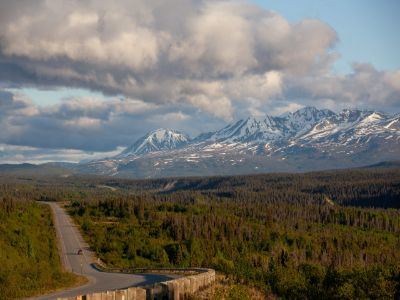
[0,168,399,299]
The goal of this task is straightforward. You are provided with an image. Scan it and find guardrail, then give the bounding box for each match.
[58,265,216,300]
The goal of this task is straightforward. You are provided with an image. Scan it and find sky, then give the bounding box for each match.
[254,0,400,73]
[0,0,399,163]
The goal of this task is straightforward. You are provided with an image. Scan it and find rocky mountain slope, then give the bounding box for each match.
[77,107,400,178]
[118,128,190,156]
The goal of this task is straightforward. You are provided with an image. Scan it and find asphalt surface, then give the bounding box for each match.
[30,202,174,300]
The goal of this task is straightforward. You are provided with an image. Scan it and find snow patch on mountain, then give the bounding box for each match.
[280,106,335,136]
[194,107,335,145]
[119,128,190,156]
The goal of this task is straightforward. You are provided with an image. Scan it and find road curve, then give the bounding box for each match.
[30,202,174,300]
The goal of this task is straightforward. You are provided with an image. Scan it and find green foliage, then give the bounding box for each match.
[67,169,400,299]
[2,168,400,299]
[0,199,78,299]
[226,285,253,300]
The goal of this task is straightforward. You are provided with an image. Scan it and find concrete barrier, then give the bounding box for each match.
[58,268,215,300]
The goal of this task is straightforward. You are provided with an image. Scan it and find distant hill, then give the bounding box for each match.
[0,162,73,176]
[362,161,400,169]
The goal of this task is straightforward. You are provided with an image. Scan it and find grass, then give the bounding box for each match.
[0,201,86,299]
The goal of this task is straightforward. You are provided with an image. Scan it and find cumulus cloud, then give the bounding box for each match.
[0,0,340,120]
[269,103,305,116]
[286,64,400,110]
[0,89,226,152]
[0,90,38,117]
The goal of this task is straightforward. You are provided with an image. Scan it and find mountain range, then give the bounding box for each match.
[74,107,400,178]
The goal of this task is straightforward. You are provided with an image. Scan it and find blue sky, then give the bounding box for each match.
[253,0,400,73]
[10,87,107,106]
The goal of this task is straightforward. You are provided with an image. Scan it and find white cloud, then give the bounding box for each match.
[286,64,400,109]
[269,103,304,116]
[384,70,400,91]
[156,112,190,122]
[226,71,283,102]
[64,117,102,129]
[0,0,340,119]
[0,89,225,153]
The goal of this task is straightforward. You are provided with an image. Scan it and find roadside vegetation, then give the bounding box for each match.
[0,198,83,299]
[189,274,269,300]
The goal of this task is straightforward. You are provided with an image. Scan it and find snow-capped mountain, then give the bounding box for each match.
[118,128,190,156]
[299,110,397,146]
[193,116,287,144]
[77,107,400,178]
[281,107,336,136]
[194,106,335,144]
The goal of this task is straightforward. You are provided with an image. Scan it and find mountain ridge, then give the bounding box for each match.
[72,106,400,178]
[118,128,191,157]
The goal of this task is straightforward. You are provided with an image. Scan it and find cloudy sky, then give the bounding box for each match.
[0,0,399,163]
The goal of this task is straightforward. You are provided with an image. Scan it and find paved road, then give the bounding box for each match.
[30,202,174,300]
